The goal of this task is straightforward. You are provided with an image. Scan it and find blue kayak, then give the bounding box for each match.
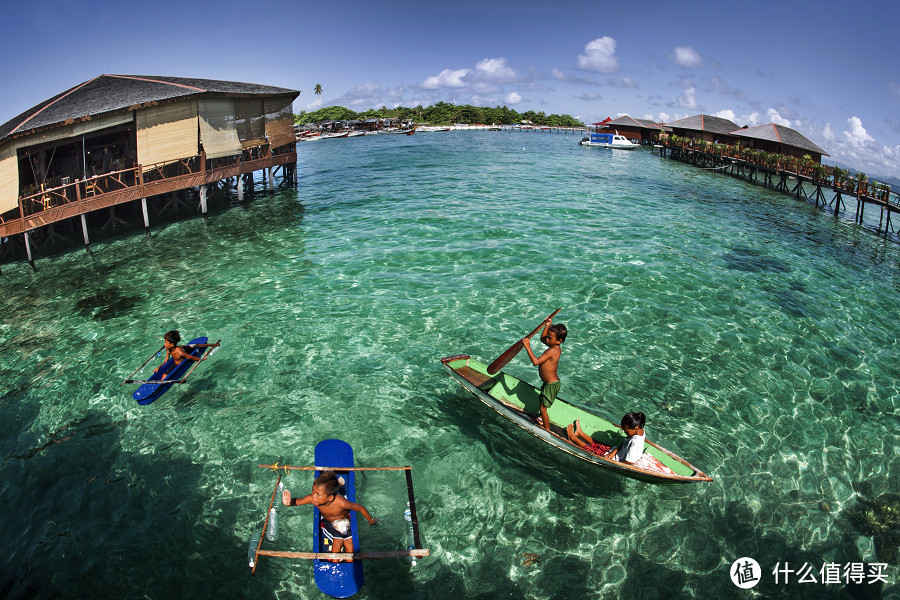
[313,439,364,598]
[132,336,208,405]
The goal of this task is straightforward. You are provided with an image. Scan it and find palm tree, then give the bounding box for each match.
[314,83,323,96]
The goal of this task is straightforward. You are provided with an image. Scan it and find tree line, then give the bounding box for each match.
[294,101,584,127]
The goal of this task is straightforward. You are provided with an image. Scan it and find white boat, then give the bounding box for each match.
[579,132,639,149]
[319,131,350,139]
[347,131,366,137]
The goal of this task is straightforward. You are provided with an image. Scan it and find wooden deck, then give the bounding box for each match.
[0,149,297,238]
[660,144,900,237]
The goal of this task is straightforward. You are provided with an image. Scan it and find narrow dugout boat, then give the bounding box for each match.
[440,355,712,485]
[126,337,217,405]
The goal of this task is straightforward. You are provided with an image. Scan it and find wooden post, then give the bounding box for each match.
[80,214,91,255]
[200,185,208,215]
[141,197,150,235]
[24,231,35,271]
[237,175,244,202]
[268,166,274,195]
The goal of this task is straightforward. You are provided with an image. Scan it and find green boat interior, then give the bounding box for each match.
[445,356,696,478]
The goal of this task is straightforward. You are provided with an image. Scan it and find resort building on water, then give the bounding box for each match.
[598,113,829,164]
[0,75,299,267]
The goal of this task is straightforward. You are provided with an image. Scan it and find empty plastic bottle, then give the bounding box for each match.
[404,503,417,566]
[266,507,278,542]
[247,532,261,568]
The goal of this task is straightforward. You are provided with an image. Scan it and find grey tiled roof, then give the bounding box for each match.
[729,123,829,156]
[665,114,739,135]
[1,75,299,143]
[604,115,664,130]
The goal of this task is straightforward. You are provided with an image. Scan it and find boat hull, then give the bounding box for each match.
[440,355,711,485]
[133,337,208,405]
[313,439,364,598]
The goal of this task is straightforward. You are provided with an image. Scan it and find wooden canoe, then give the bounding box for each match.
[132,337,209,405]
[440,355,712,485]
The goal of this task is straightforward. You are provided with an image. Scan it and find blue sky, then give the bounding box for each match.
[3,0,899,177]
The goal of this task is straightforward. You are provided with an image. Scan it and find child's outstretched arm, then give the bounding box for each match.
[345,500,377,525]
[282,490,313,506]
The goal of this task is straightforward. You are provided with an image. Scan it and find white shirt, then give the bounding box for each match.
[617,434,645,463]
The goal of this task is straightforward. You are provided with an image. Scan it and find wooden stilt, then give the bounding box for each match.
[141,197,151,236]
[238,174,245,202]
[268,166,274,195]
[81,214,92,255]
[24,231,35,271]
[200,185,208,222]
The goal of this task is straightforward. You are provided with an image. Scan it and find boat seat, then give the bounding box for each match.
[456,366,497,391]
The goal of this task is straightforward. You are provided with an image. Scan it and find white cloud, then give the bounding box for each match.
[551,68,567,81]
[505,91,522,104]
[609,76,638,88]
[305,97,323,111]
[672,46,702,68]
[767,108,791,127]
[742,111,760,127]
[823,123,835,141]
[843,116,874,147]
[890,83,900,102]
[677,87,697,109]
[715,109,736,121]
[422,68,469,89]
[577,37,619,73]
[476,58,516,80]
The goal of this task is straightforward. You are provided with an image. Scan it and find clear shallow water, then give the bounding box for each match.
[1,131,899,599]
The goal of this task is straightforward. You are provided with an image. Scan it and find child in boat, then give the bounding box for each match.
[154,330,219,380]
[567,412,646,464]
[282,470,378,561]
[521,317,567,432]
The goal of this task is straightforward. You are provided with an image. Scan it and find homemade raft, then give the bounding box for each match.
[251,439,429,598]
[123,337,220,405]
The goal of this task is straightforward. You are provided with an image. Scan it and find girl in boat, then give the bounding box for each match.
[567,412,646,464]
[154,330,219,380]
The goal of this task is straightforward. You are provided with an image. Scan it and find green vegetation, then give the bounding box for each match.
[294,102,583,127]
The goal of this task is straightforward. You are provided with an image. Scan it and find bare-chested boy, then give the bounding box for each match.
[522,317,567,432]
[283,471,377,561]
[154,330,218,380]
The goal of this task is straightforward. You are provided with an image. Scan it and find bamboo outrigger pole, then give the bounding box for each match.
[251,463,429,572]
[250,471,282,576]
[123,340,220,385]
[258,463,413,472]
[121,345,164,385]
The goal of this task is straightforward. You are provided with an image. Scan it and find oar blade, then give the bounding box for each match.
[486,340,523,374]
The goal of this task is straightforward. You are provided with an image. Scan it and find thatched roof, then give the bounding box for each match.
[665,114,739,135]
[729,123,829,156]
[604,115,665,130]
[0,75,299,144]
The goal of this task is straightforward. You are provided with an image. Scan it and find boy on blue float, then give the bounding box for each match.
[283,471,377,562]
[521,317,567,432]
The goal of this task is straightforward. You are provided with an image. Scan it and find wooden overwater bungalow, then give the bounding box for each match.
[0,75,299,270]
[597,115,668,144]
[664,114,741,145]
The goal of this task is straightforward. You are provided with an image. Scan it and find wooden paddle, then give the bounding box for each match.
[487,308,561,375]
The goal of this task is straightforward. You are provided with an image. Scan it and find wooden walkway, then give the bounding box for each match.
[660,144,900,237]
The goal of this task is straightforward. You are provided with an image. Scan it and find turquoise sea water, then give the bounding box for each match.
[1,131,899,599]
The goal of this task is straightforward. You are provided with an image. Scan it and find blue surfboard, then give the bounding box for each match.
[132,337,208,405]
[313,439,364,598]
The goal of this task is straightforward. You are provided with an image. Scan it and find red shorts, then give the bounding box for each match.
[584,442,612,456]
